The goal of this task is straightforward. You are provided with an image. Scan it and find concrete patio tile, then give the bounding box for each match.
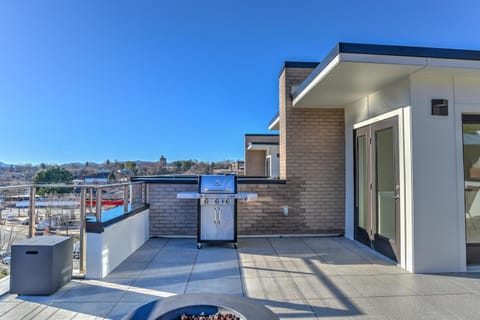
[357,295,458,320]
[307,297,385,319]
[238,253,283,265]
[256,299,317,320]
[278,261,318,277]
[106,261,149,279]
[341,274,417,297]
[106,301,150,320]
[320,263,389,276]
[293,275,362,299]
[132,277,188,294]
[243,276,304,300]
[119,290,171,303]
[400,274,472,295]
[237,238,277,254]
[444,273,480,294]
[429,293,480,320]
[186,275,243,295]
[150,253,197,265]
[140,264,192,281]
[124,247,161,263]
[241,262,292,278]
[56,281,127,303]
[190,262,240,280]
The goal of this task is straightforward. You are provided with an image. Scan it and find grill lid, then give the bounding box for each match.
[199,175,236,194]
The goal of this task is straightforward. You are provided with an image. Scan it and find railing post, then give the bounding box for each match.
[79,187,86,274]
[28,186,36,238]
[123,184,129,214]
[143,182,147,204]
[95,187,102,222]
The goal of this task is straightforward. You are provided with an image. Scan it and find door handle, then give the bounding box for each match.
[393,195,400,200]
[217,208,221,224]
[213,208,217,224]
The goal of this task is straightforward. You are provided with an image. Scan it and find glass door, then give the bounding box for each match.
[462,115,480,265]
[355,127,371,247]
[354,117,400,262]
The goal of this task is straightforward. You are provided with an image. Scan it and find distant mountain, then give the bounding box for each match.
[0,162,9,168]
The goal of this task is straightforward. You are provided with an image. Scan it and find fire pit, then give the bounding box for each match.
[122,294,278,320]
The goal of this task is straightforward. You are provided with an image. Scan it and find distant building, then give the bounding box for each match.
[230,161,245,176]
[159,156,167,169]
[244,134,279,178]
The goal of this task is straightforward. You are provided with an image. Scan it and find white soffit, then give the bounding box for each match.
[247,143,278,151]
[268,116,279,130]
[292,53,426,108]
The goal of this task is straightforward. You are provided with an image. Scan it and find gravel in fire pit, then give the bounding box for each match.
[177,312,240,320]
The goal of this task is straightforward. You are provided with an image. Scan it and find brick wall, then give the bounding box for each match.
[147,180,343,236]
[148,183,198,236]
[279,66,346,232]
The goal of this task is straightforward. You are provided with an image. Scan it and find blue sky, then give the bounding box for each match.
[0,0,479,165]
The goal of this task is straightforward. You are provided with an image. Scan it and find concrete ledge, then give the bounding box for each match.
[0,276,9,296]
[86,208,149,279]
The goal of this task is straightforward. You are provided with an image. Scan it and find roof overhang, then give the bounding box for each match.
[293,43,480,108]
[268,114,280,130]
[247,142,279,151]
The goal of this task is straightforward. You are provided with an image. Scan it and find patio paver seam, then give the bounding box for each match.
[183,243,200,294]
[265,238,318,316]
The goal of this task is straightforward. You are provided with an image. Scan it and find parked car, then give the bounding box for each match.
[21,217,40,225]
[35,220,57,231]
[2,256,11,264]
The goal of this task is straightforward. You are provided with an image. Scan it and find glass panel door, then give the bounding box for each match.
[462,115,480,265]
[354,117,400,262]
[375,128,396,240]
[355,128,371,247]
[371,119,399,261]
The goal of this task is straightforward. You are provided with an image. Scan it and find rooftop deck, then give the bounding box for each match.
[1,236,480,319]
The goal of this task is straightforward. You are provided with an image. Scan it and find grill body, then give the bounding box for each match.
[197,175,238,248]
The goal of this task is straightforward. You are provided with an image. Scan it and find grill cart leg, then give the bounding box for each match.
[233,243,238,249]
[197,243,202,249]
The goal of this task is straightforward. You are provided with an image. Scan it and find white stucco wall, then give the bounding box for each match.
[409,74,461,273]
[86,208,150,279]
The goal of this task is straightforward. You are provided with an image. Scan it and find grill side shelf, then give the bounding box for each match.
[176,192,201,199]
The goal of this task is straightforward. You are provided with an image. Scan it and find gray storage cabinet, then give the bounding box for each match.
[10,235,73,295]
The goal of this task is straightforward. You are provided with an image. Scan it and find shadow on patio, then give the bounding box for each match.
[2,236,480,319]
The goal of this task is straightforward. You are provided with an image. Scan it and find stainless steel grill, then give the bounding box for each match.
[177,175,256,249]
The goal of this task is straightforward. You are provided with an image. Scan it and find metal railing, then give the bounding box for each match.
[0,181,146,277]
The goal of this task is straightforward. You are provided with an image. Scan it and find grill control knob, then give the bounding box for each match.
[225,199,231,205]
[215,198,220,204]
[203,198,208,205]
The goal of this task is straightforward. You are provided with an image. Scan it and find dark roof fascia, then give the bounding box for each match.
[279,61,319,77]
[244,133,279,137]
[292,42,480,100]
[248,142,279,146]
